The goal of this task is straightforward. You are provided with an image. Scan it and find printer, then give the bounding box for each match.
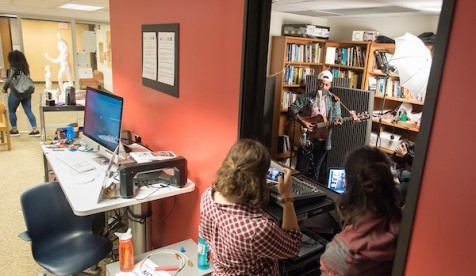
[118,156,187,198]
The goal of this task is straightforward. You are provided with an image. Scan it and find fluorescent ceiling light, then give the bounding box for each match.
[59,4,103,11]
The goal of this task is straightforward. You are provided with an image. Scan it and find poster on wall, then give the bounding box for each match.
[141,23,179,97]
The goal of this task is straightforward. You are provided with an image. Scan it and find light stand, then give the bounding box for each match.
[375,61,397,148]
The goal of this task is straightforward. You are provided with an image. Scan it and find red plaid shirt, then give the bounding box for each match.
[199,188,302,275]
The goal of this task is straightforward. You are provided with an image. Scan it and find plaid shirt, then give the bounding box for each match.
[199,188,302,275]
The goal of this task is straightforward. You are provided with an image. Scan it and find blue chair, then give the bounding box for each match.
[19,182,112,275]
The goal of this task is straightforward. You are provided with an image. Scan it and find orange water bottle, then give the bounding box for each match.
[115,228,135,272]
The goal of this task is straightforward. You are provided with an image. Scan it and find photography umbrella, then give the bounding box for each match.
[391,33,432,100]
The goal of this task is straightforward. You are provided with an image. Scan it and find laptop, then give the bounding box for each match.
[327,168,346,194]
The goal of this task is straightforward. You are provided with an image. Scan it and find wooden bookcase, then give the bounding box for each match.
[268,36,326,160]
[268,36,371,160]
[363,42,431,153]
[323,40,371,89]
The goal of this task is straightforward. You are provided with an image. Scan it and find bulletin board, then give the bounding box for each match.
[141,24,179,97]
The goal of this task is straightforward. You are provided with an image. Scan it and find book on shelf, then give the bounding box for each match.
[376,77,387,95]
[277,135,290,154]
[325,46,336,64]
[393,80,401,98]
[282,90,298,109]
[368,77,377,92]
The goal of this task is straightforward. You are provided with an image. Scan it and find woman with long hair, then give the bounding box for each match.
[320,146,402,275]
[199,139,302,275]
[2,50,40,137]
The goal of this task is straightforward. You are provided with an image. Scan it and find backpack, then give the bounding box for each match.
[10,71,35,100]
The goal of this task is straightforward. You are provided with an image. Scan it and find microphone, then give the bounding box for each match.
[300,131,308,147]
[300,131,312,149]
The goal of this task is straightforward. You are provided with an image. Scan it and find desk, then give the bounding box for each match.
[42,145,195,254]
[39,94,85,141]
[106,239,213,276]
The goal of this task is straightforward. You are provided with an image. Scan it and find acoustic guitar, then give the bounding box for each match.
[287,111,370,148]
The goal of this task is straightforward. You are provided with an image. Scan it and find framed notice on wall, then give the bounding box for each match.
[142,23,179,97]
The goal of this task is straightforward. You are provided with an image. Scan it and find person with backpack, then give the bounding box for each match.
[2,50,40,137]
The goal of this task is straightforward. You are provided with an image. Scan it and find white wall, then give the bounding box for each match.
[95,23,113,91]
[327,15,439,41]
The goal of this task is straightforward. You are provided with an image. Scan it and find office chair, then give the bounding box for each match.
[19,182,112,276]
[0,102,12,151]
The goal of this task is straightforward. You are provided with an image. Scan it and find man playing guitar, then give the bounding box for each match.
[288,70,342,182]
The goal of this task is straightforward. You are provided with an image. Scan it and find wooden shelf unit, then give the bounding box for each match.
[364,42,432,150]
[323,40,371,89]
[269,36,327,160]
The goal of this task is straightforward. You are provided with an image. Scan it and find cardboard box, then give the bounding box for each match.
[282,24,330,39]
[370,131,401,151]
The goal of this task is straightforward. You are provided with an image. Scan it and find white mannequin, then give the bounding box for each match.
[44,65,52,91]
[44,33,73,95]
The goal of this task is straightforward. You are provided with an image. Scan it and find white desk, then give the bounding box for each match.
[42,145,195,254]
[106,239,213,276]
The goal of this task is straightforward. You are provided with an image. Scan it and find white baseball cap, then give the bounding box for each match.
[318,70,333,83]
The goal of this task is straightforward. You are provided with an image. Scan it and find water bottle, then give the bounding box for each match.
[65,125,75,141]
[115,228,135,272]
[197,234,210,270]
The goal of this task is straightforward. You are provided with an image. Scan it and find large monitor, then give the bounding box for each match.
[81,87,124,161]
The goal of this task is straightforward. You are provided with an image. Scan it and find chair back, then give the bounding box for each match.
[20,182,95,245]
[0,102,12,150]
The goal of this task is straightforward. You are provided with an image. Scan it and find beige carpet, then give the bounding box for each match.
[0,84,110,275]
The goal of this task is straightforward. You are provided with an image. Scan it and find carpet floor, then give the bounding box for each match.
[0,83,112,275]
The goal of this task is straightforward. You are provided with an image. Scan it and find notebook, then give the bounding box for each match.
[327,168,346,194]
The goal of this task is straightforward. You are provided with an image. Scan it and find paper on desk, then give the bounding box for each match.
[116,258,170,276]
[129,151,176,163]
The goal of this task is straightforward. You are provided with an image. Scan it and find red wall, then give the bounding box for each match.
[109,0,244,247]
[405,0,476,274]
[110,0,476,273]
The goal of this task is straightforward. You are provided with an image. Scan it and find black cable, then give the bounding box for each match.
[125,194,177,225]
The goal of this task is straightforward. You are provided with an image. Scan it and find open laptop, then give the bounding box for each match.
[327,168,346,194]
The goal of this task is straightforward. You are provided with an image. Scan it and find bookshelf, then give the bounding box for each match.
[323,40,371,89]
[269,36,327,160]
[364,42,431,152]
[268,37,371,160]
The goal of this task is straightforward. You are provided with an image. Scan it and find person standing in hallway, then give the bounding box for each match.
[2,50,40,137]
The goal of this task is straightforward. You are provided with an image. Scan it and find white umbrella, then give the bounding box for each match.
[391,33,432,100]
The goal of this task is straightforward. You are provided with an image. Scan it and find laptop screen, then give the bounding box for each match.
[327,168,346,194]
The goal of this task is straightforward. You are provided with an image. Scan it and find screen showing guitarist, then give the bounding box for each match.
[288,70,342,182]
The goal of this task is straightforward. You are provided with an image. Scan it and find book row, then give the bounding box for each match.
[283,66,316,85]
[325,46,367,67]
[368,76,415,99]
[286,43,323,63]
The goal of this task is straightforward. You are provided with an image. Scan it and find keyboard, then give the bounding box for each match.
[270,174,327,207]
[55,152,95,173]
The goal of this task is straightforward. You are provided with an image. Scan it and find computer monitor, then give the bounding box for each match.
[327,168,346,194]
[81,87,124,161]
